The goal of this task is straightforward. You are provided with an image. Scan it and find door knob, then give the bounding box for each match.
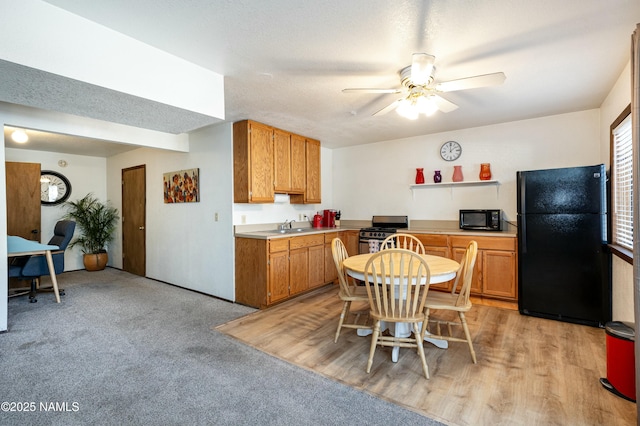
[139,226,145,230]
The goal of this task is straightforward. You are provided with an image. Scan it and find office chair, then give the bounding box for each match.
[14,220,76,302]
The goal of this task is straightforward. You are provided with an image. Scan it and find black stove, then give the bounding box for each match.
[359,215,408,253]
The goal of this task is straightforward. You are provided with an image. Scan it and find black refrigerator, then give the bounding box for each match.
[517,164,611,327]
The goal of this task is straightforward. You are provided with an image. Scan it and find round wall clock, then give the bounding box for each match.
[440,140,462,161]
[41,170,72,205]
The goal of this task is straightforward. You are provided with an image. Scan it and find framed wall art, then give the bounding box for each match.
[163,168,199,203]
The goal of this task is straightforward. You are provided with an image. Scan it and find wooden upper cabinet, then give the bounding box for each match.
[234,120,274,203]
[234,119,320,204]
[291,137,321,204]
[273,129,292,193]
[289,134,306,194]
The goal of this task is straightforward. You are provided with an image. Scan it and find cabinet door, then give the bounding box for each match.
[269,250,290,303]
[452,247,482,295]
[427,246,455,291]
[309,244,325,288]
[248,122,274,202]
[290,134,306,193]
[345,230,360,256]
[482,250,517,299]
[273,129,291,193]
[289,247,309,295]
[304,138,321,203]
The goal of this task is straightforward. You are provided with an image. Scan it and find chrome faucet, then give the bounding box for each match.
[279,219,296,230]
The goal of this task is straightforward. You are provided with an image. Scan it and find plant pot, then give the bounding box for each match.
[83,252,108,271]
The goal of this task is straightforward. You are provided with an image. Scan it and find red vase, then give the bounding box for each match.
[452,165,464,182]
[479,163,492,180]
[415,168,425,184]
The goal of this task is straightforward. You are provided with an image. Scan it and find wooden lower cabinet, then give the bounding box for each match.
[236,233,331,309]
[324,232,339,284]
[449,235,517,301]
[414,234,451,291]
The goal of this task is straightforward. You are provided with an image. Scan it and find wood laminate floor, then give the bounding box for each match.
[215,285,636,425]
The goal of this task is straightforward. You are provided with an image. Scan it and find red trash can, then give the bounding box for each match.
[600,321,636,402]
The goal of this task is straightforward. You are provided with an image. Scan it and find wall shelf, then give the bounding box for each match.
[410,180,500,199]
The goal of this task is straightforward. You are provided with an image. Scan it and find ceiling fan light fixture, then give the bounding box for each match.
[11,129,28,143]
[410,53,435,86]
[396,98,419,120]
[417,95,439,116]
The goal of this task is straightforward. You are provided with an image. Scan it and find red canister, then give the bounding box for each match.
[600,321,636,402]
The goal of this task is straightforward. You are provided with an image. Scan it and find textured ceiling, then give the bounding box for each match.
[3,0,640,155]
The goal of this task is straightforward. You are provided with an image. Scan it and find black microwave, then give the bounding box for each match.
[459,209,501,231]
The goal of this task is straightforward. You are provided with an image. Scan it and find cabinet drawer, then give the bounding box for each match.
[324,232,339,243]
[414,234,448,247]
[290,234,324,249]
[450,235,516,251]
[269,238,290,253]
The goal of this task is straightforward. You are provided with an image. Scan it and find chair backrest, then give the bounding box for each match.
[364,249,431,321]
[453,241,478,306]
[20,220,76,277]
[380,233,425,254]
[331,238,355,297]
[48,220,76,250]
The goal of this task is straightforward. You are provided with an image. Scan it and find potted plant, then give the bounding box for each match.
[63,193,120,271]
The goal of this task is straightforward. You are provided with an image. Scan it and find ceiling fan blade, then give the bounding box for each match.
[435,72,506,92]
[432,95,459,113]
[342,88,401,94]
[372,99,402,116]
[411,53,435,86]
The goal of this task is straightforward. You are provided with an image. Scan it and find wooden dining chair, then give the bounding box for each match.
[331,238,371,343]
[364,248,431,379]
[380,233,425,254]
[424,240,479,363]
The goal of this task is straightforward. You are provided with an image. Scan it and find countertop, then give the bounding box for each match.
[234,220,517,240]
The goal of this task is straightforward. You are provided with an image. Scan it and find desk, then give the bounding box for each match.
[343,252,460,361]
[7,236,61,303]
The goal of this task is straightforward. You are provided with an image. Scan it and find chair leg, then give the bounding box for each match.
[29,278,38,303]
[366,321,381,373]
[413,322,430,379]
[334,301,351,343]
[459,312,477,364]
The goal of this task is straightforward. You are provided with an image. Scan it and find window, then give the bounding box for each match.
[610,105,632,259]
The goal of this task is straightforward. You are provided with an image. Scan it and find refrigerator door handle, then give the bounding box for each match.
[520,219,526,253]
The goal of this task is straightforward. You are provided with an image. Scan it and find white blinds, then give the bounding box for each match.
[613,114,633,250]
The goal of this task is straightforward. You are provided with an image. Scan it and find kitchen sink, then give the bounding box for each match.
[251,227,317,235]
[275,228,313,234]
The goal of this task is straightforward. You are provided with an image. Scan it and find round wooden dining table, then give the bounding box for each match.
[342,251,460,362]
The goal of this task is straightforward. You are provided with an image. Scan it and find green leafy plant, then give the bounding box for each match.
[63,193,120,254]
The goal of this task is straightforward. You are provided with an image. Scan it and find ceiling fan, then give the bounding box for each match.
[342,53,506,119]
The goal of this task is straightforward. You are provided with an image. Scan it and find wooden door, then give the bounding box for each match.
[122,165,146,276]
[308,244,325,288]
[289,247,308,295]
[6,162,41,240]
[248,122,274,202]
[304,138,321,203]
[273,129,291,193]
[268,251,289,303]
[290,134,306,193]
[482,250,517,299]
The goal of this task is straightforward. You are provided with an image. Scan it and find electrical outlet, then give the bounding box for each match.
[241,215,246,224]
[299,213,303,221]
[215,212,219,221]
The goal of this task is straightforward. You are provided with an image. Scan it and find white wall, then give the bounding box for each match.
[4,148,107,271]
[106,122,235,300]
[1,104,189,332]
[332,110,601,223]
[600,62,634,322]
